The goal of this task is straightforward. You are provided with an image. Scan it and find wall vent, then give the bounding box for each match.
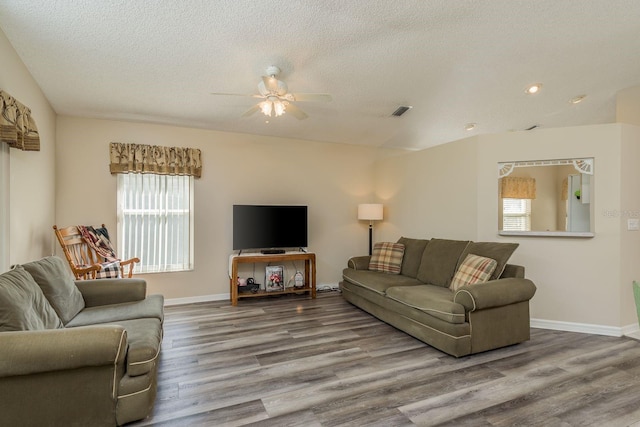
[391,106,412,117]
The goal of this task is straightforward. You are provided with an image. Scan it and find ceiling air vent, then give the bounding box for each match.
[391,106,412,117]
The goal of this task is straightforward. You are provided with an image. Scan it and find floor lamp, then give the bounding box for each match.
[358,204,383,256]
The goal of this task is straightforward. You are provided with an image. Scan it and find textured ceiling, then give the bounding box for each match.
[1,1,639,150]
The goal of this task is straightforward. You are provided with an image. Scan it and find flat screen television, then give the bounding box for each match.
[233,205,308,251]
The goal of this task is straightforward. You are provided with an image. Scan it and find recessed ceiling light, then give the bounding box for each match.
[465,123,477,131]
[525,83,543,95]
[569,94,587,104]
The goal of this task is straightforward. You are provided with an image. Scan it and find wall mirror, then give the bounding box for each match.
[498,158,594,237]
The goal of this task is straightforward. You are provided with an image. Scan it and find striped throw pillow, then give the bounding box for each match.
[450,254,498,291]
[368,242,405,274]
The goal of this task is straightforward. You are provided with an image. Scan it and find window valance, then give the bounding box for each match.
[0,90,40,151]
[500,176,536,199]
[109,142,202,178]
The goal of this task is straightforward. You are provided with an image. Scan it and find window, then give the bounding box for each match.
[117,173,194,273]
[0,142,8,272]
[502,198,531,231]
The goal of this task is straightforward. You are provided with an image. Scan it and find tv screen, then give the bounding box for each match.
[233,205,308,250]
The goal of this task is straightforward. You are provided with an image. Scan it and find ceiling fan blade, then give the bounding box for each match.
[290,93,332,102]
[285,103,308,120]
[262,76,279,93]
[241,104,260,117]
[210,92,263,99]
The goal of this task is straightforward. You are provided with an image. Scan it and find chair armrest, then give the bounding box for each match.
[119,257,140,278]
[453,278,537,312]
[75,264,102,280]
[348,256,371,270]
[0,326,127,378]
[75,278,147,307]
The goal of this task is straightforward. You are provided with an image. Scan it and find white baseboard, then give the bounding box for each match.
[531,318,640,338]
[164,293,229,306]
[162,299,640,339]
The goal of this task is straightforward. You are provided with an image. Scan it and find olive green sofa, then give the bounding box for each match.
[0,256,163,426]
[340,237,537,357]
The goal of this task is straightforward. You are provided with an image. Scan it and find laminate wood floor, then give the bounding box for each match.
[130,292,640,427]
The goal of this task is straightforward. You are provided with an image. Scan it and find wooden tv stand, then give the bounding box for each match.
[229,251,316,306]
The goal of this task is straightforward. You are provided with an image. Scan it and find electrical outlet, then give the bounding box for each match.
[628,218,640,231]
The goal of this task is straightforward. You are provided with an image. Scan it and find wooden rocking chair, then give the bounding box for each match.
[53,224,140,280]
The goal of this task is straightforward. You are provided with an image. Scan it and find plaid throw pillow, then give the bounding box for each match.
[450,254,497,291]
[95,261,122,279]
[368,242,405,274]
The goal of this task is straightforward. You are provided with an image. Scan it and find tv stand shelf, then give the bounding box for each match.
[229,252,316,306]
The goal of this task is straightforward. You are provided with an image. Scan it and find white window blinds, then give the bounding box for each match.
[117,173,194,273]
[502,198,532,231]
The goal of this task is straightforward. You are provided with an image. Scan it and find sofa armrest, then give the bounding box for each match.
[75,278,147,307]
[347,256,371,270]
[0,326,127,377]
[453,278,536,312]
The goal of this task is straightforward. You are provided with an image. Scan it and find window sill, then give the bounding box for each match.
[499,231,595,238]
[135,268,195,275]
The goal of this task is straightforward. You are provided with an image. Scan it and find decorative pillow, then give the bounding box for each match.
[21,256,85,325]
[368,242,405,274]
[450,254,498,291]
[0,266,63,331]
[457,242,519,280]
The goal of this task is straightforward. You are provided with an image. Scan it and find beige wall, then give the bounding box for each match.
[0,28,57,268]
[620,125,640,328]
[374,137,479,241]
[55,116,395,299]
[617,85,640,126]
[376,123,640,330]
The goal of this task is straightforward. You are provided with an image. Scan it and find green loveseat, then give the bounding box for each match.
[0,256,163,426]
[340,237,537,357]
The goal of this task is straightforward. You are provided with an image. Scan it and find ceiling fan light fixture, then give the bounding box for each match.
[259,100,273,117]
[273,100,286,117]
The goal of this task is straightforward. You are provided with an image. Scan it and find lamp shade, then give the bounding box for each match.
[358,204,383,221]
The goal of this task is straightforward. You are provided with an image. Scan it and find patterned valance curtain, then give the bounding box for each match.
[0,90,40,151]
[109,142,202,178]
[500,176,536,199]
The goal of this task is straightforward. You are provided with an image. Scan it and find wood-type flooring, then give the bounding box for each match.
[130,292,640,426]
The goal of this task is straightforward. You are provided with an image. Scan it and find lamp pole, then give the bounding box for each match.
[358,204,384,256]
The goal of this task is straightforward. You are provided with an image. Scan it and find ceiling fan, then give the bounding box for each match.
[210,66,332,120]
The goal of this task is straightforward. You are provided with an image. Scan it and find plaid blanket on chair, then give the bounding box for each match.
[95,260,122,279]
[77,225,122,279]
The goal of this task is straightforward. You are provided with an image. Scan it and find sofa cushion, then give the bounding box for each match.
[458,242,519,280]
[416,238,471,287]
[396,237,429,278]
[22,256,85,324]
[0,266,63,331]
[342,268,423,295]
[368,242,405,274]
[65,294,164,327]
[385,285,467,324]
[450,254,498,291]
[101,318,162,377]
